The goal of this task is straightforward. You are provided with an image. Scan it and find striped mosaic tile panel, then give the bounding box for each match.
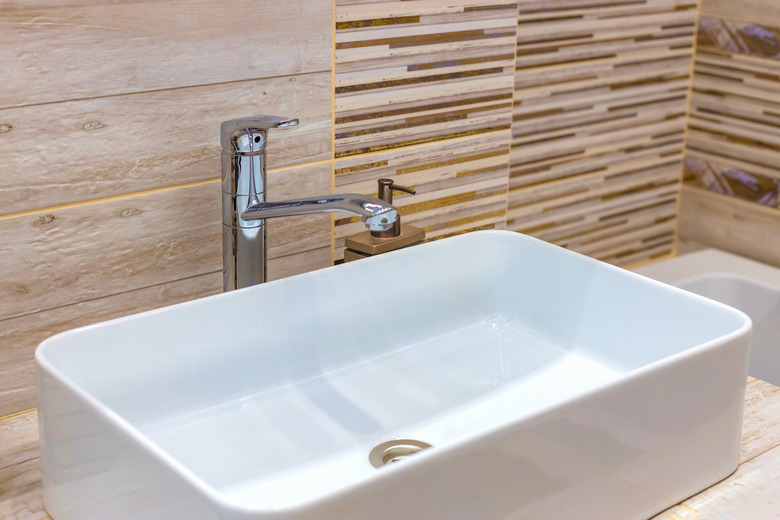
[334,132,510,261]
[334,0,517,258]
[686,16,780,212]
[508,0,697,266]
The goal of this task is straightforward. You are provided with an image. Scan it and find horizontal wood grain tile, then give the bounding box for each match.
[741,380,780,463]
[0,73,332,215]
[0,458,46,520]
[0,0,332,108]
[0,248,332,418]
[685,42,780,221]
[0,162,332,322]
[682,18,780,265]
[700,0,780,24]
[656,444,780,519]
[678,185,780,268]
[0,274,221,418]
[0,411,38,471]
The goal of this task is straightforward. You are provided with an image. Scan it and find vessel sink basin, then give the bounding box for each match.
[637,248,780,386]
[36,231,751,520]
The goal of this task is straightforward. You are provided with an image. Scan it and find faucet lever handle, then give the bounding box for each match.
[220,116,299,151]
[377,178,415,203]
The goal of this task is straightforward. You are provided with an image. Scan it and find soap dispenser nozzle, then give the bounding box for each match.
[373,178,415,238]
[343,177,425,261]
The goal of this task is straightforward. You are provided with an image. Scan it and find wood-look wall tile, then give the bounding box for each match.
[674,444,780,519]
[509,0,696,266]
[0,248,332,418]
[0,1,332,108]
[701,0,780,25]
[335,0,517,158]
[686,45,780,179]
[0,162,332,417]
[681,14,780,256]
[679,185,780,267]
[0,411,48,520]
[0,274,221,418]
[741,380,780,464]
[0,458,45,520]
[0,73,332,215]
[0,411,38,471]
[0,0,335,421]
[508,159,680,264]
[333,132,510,260]
[0,162,332,322]
[333,1,516,254]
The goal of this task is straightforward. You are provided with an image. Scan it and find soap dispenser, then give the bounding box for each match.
[344,178,426,262]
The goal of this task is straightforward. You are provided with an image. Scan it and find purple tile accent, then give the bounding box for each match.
[685,156,780,208]
[699,16,780,60]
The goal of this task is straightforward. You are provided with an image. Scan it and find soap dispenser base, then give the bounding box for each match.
[344,224,425,261]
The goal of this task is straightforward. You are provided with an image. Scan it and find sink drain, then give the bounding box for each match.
[369,439,432,468]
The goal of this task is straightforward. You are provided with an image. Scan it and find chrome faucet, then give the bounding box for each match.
[221,116,398,290]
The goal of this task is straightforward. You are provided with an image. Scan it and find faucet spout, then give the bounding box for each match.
[221,115,402,290]
[242,194,398,232]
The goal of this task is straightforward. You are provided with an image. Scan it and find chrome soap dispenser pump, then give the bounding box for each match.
[343,178,426,261]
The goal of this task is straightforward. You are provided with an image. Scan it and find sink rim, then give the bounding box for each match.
[36,320,750,515]
[35,230,753,516]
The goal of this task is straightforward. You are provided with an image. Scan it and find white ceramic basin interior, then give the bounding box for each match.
[37,231,751,520]
[637,248,780,385]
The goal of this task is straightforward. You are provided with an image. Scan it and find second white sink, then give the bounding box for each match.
[37,231,751,520]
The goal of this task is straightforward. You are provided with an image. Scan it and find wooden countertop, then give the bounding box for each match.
[3,378,780,519]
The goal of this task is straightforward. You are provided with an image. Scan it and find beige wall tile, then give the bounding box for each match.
[701,0,780,23]
[0,0,332,108]
[0,73,332,214]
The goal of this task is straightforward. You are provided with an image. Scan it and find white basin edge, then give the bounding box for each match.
[35,232,753,515]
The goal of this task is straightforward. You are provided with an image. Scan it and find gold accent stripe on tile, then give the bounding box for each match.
[0,408,37,421]
[335,124,511,158]
[335,160,389,175]
[336,16,420,31]
[335,67,505,94]
[336,93,512,124]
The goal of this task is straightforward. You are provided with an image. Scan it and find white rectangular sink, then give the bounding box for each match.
[637,248,780,386]
[36,231,751,520]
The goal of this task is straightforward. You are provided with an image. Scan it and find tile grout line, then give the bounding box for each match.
[502,3,521,230]
[699,10,780,27]
[0,408,37,422]
[0,271,222,324]
[0,159,333,222]
[672,0,702,258]
[0,69,332,112]
[331,0,338,266]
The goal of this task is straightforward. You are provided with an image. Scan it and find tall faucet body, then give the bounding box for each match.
[221,116,398,291]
